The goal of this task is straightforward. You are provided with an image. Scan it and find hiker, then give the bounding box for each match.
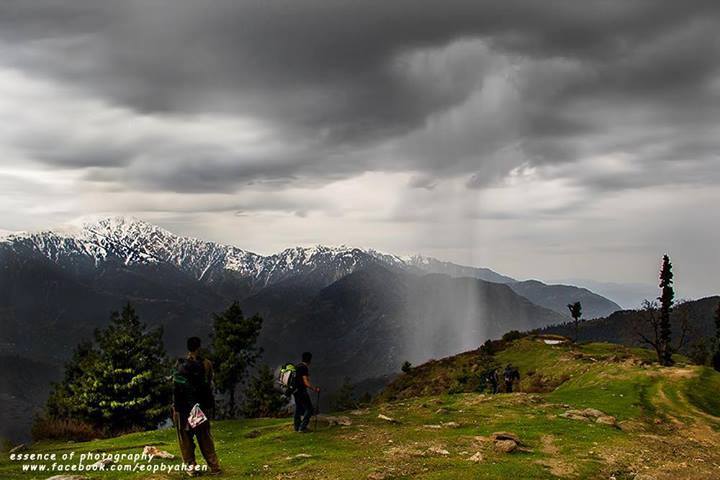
[293,351,321,433]
[487,368,499,394]
[172,337,221,476]
[503,364,520,393]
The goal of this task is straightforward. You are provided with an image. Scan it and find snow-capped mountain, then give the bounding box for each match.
[0,216,621,318]
[0,217,408,290]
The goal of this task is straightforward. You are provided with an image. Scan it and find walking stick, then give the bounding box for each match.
[314,389,320,432]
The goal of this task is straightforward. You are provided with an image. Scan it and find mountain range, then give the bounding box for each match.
[0,216,621,440]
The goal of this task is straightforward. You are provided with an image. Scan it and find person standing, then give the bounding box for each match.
[173,337,221,476]
[487,368,499,394]
[503,363,520,393]
[293,351,321,433]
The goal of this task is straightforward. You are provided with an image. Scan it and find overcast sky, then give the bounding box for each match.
[1,1,719,299]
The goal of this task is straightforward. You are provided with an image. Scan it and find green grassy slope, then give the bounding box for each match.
[3,339,720,479]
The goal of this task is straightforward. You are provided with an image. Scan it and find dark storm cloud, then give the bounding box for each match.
[1,0,720,193]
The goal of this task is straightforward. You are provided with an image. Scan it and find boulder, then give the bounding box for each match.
[491,432,523,445]
[468,452,484,462]
[494,439,517,453]
[377,414,399,423]
[425,446,450,456]
[316,415,352,427]
[91,458,114,469]
[441,421,460,428]
[143,445,175,459]
[595,415,618,427]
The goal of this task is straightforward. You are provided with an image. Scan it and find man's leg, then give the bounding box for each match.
[174,412,197,469]
[299,393,315,431]
[195,422,221,474]
[293,395,305,432]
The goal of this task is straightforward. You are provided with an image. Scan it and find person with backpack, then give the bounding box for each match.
[173,337,221,476]
[293,352,320,433]
[486,368,499,394]
[503,363,520,393]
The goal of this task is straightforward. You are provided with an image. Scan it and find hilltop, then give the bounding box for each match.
[3,338,719,479]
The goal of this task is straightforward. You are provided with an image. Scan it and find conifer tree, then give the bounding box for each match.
[658,255,675,366]
[330,377,358,411]
[240,365,287,418]
[567,301,583,342]
[210,301,262,417]
[46,303,171,434]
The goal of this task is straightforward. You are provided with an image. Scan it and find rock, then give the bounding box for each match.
[423,424,442,429]
[425,446,450,456]
[9,444,27,454]
[494,439,517,453]
[350,408,370,416]
[91,458,114,469]
[244,429,262,438]
[560,412,591,422]
[317,415,352,427]
[285,453,313,460]
[143,445,175,459]
[582,408,606,418]
[595,415,617,427]
[560,408,616,427]
[468,452,484,462]
[491,432,523,445]
[442,421,460,428]
[378,414,399,423]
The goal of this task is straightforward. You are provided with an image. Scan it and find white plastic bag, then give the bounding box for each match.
[188,403,207,428]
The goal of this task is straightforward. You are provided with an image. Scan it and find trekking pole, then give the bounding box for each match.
[314,389,320,432]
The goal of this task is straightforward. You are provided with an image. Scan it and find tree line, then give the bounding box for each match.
[34,301,285,440]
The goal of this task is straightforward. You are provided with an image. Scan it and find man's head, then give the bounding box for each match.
[187,336,202,353]
[302,351,313,364]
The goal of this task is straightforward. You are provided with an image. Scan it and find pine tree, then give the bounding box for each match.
[46,340,98,420]
[401,361,412,374]
[330,377,358,411]
[45,303,171,434]
[658,254,675,366]
[210,301,262,417]
[567,301,582,342]
[240,365,287,418]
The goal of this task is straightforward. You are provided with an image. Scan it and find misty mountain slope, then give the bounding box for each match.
[507,280,622,319]
[248,265,566,390]
[405,255,515,283]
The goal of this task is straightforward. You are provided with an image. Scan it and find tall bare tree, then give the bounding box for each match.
[633,299,689,365]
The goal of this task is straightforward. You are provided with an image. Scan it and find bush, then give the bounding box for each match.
[401,361,412,373]
[502,330,525,342]
[31,416,104,442]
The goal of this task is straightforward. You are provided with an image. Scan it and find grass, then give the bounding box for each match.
[3,338,720,479]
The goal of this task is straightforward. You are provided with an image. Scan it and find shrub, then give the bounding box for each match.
[31,416,104,442]
[502,330,525,342]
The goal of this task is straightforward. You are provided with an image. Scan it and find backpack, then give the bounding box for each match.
[174,357,213,412]
[277,363,297,397]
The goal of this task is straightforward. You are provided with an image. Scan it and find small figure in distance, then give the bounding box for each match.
[486,368,499,394]
[503,363,520,393]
